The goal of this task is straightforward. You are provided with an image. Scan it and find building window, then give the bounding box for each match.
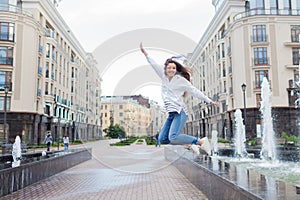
[254,47,268,65]
[297,0,300,14]
[44,104,50,115]
[291,25,300,42]
[45,62,49,78]
[283,0,292,15]
[292,48,300,65]
[269,0,278,14]
[0,71,12,90]
[0,96,10,110]
[45,82,49,95]
[253,25,266,42]
[46,43,50,58]
[0,46,13,65]
[0,22,14,42]
[255,70,268,88]
[119,105,123,109]
[249,0,265,14]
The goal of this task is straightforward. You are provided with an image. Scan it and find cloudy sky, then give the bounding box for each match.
[57,0,215,104]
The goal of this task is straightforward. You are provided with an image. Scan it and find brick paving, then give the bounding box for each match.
[1,140,208,200]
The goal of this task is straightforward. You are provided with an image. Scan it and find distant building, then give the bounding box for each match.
[100,95,165,137]
[0,0,102,145]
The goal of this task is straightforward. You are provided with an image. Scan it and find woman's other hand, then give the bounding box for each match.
[140,42,148,56]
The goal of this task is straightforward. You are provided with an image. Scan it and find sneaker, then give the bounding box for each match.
[190,144,200,156]
[200,137,211,156]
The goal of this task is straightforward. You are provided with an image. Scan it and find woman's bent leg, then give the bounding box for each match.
[168,111,198,145]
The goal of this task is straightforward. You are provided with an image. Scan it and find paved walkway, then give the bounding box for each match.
[1,140,208,200]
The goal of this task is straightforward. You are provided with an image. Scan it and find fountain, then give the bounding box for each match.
[233,109,248,158]
[11,135,21,168]
[260,77,277,161]
[211,130,218,156]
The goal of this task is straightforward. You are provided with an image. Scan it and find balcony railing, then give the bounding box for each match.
[0,82,12,91]
[253,57,269,66]
[0,3,33,17]
[0,57,13,65]
[234,8,300,21]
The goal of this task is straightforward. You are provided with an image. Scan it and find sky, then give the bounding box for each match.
[57,0,215,105]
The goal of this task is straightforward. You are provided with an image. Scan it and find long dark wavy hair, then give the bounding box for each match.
[164,57,190,81]
[164,56,191,97]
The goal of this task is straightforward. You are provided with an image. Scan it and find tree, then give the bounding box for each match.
[105,124,126,139]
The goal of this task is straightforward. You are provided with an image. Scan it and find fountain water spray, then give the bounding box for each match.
[12,135,21,168]
[211,130,218,156]
[234,109,248,158]
[260,77,277,161]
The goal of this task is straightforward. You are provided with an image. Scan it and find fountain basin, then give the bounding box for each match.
[218,147,300,162]
[164,146,300,200]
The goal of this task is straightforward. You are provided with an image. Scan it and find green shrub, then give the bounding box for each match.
[218,138,230,143]
[281,132,300,146]
[145,137,156,145]
[72,140,83,145]
[248,138,257,146]
[111,137,138,146]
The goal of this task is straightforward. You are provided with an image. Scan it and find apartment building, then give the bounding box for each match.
[0,0,101,145]
[101,95,165,137]
[187,0,300,140]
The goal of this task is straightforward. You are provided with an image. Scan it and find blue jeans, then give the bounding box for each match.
[64,143,69,150]
[158,111,198,145]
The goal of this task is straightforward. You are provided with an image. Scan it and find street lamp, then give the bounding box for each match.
[56,104,61,151]
[241,83,247,125]
[2,83,9,155]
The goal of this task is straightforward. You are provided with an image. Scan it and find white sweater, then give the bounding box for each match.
[146,56,212,114]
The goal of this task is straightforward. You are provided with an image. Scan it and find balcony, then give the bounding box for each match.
[250,35,269,46]
[0,57,13,66]
[0,82,12,91]
[0,3,33,17]
[253,57,269,66]
[234,8,300,21]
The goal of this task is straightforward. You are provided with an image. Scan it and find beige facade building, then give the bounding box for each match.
[101,95,165,137]
[0,0,101,145]
[187,0,300,140]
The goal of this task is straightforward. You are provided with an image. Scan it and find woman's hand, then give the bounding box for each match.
[140,42,148,56]
[210,101,219,107]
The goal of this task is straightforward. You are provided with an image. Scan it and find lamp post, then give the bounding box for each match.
[2,83,9,155]
[241,83,247,126]
[56,103,61,151]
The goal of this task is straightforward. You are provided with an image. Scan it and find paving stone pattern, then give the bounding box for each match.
[1,140,208,200]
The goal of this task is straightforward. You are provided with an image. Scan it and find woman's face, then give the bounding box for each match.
[165,62,177,79]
